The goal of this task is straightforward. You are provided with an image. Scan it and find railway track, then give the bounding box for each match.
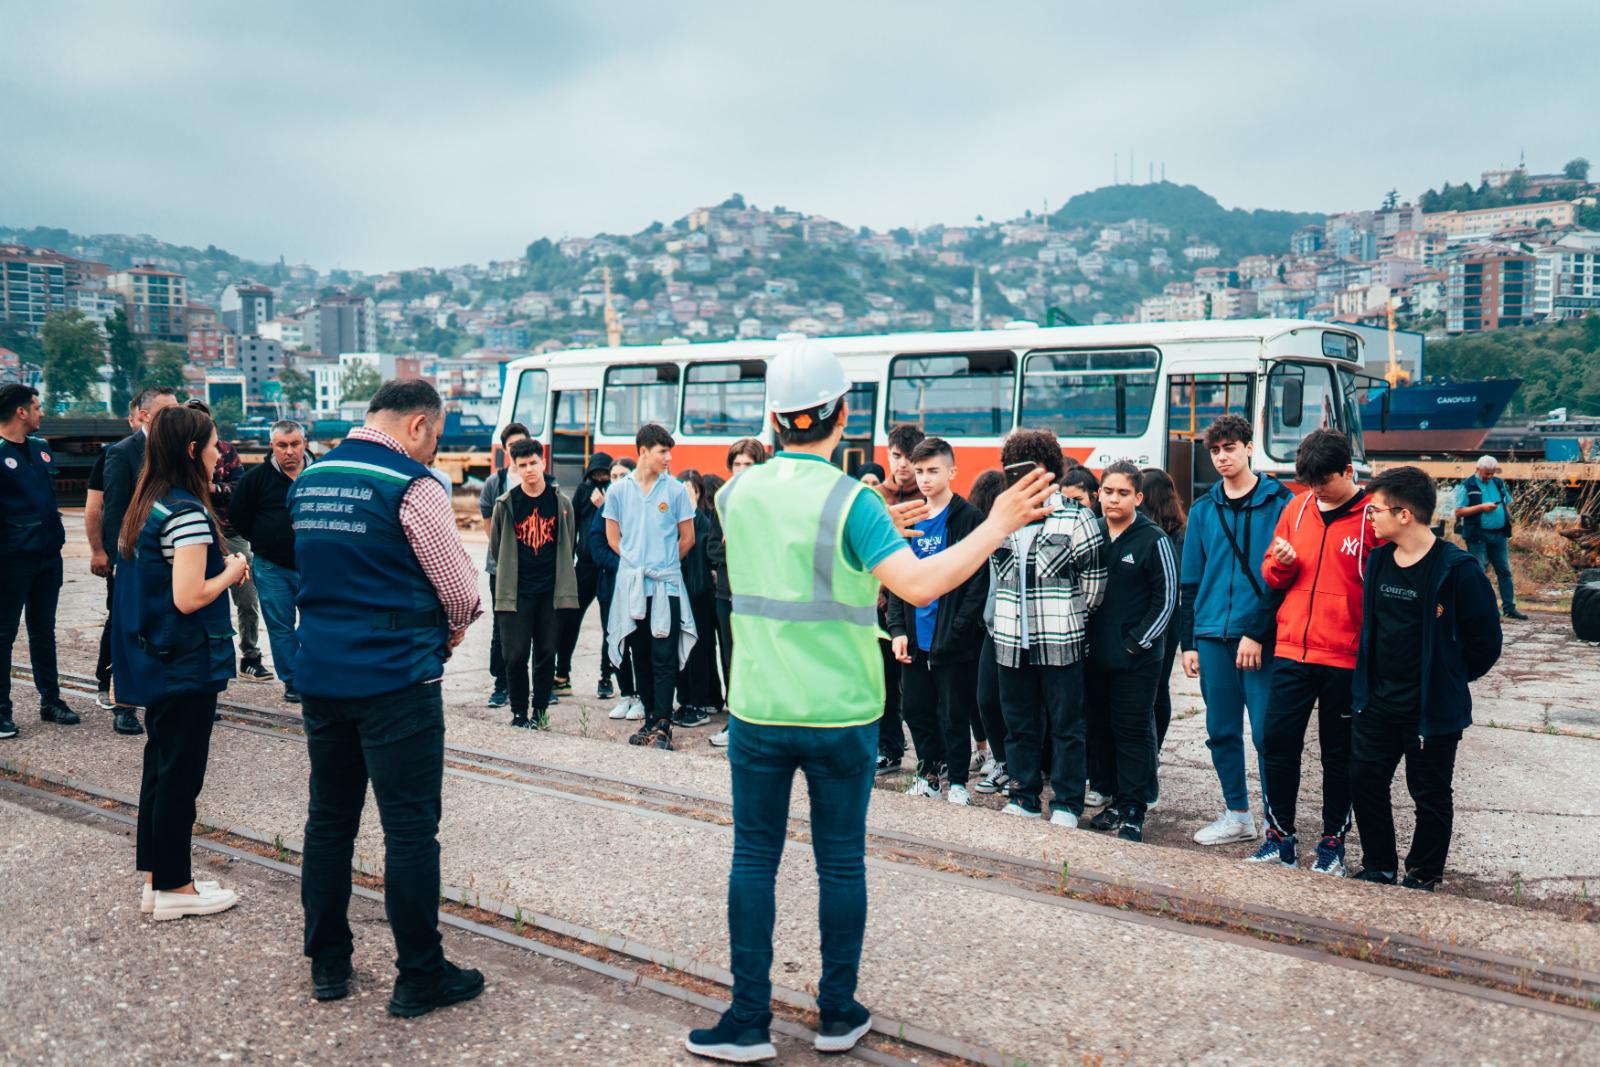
[14,664,1600,1026]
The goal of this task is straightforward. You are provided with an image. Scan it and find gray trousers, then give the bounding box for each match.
[224,533,261,659]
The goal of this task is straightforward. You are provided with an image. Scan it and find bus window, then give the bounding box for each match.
[844,380,876,437]
[1021,348,1159,437]
[551,389,597,488]
[1167,373,1254,501]
[1338,366,1368,462]
[602,363,679,436]
[682,360,765,435]
[510,369,549,436]
[1265,362,1341,461]
[886,351,1015,437]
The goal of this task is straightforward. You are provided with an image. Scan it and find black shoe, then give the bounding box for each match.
[284,687,301,705]
[552,676,573,696]
[113,708,143,736]
[511,714,530,729]
[597,678,615,700]
[545,692,561,706]
[1087,804,1123,833]
[311,957,352,1001]
[874,753,903,775]
[387,960,485,1019]
[486,688,508,709]
[0,715,17,740]
[39,699,81,725]
[686,1011,776,1062]
[1503,608,1529,621]
[628,725,656,746]
[673,706,711,728]
[238,657,275,682]
[1354,868,1397,885]
[1401,873,1441,892]
[653,729,674,751]
[1116,817,1144,843]
[815,1001,872,1053]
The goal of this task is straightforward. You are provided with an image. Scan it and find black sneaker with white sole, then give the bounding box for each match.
[0,715,17,740]
[597,677,615,700]
[814,1002,872,1053]
[39,699,81,725]
[238,657,274,682]
[685,1013,776,1063]
[673,706,711,728]
[874,753,902,775]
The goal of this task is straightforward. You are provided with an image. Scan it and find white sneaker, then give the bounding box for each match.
[709,727,729,748]
[142,880,218,915]
[1049,809,1079,829]
[625,698,646,721]
[1001,802,1036,817]
[947,783,971,806]
[1084,788,1108,808]
[608,698,632,720]
[976,755,998,778]
[969,748,989,772]
[151,884,238,921]
[905,776,942,799]
[1193,810,1259,846]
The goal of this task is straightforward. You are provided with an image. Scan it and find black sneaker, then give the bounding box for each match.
[1087,804,1123,833]
[311,956,352,1001]
[628,725,656,747]
[113,708,143,736]
[597,677,615,700]
[1116,817,1144,843]
[545,692,561,706]
[387,960,485,1019]
[814,1001,872,1053]
[238,657,274,682]
[510,714,529,729]
[284,687,301,705]
[673,706,711,728]
[552,676,573,696]
[1401,873,1441,892]
[653,731,674,751]
[874,753,902,775]
[1354,868,1397,885]
[0,715,17,740]
[685,1011,776,1062]
[1503,608,1529,621]
[39,699,81,725]
[486,689,508,708]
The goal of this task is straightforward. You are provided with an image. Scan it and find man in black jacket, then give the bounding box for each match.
[884,438,987,805]
[231,420,311,702]
[557,451,613,698]
[1351,466,1502,891]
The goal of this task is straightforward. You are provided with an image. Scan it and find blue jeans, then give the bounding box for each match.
[1466,532,1516,612]
[1197,637,1275,813]
[725,716,876,1028]
[252,557,301,689]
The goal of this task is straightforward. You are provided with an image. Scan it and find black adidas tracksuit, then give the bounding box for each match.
[1085,512,1178,820]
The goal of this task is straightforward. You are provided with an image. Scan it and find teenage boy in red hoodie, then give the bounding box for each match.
[1248,429,1380,876]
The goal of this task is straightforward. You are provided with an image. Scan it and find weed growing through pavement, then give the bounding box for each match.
[1513,873,1524,905]
[272,833,288,862]
[534,710,550,731]
[513,905,526,934]
[578,704,591,738]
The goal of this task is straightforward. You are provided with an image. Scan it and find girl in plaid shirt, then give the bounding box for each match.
[991,430,1106,826]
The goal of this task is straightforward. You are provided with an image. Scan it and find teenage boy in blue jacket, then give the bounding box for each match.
[1350,466,1502,891]
[1178,415,1293,846]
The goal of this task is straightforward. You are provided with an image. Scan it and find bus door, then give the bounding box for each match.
[1166,372,1253,504]
[550,388,597,490]
[836,380,878,473]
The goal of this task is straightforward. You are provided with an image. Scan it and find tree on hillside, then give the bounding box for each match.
[105,306,143,413]
[41,309,104,412]
[211,396,243,437]
[0,316,44,368]
[340,363,381,405]
[1584,311,1600,355]
[279,367,315,411]
[1565,158,1590,181]
[142,342,187,394]
[1382,189,1399,210]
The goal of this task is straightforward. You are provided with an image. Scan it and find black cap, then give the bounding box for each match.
[856,462,886,481]
[585,451,615,477]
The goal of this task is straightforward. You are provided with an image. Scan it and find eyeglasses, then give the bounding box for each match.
[1368,505,1409,516]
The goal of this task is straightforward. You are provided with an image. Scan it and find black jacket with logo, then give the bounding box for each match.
[1086,512,1178,672]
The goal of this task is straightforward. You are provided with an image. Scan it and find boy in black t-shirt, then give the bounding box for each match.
[1349,467,1502,890]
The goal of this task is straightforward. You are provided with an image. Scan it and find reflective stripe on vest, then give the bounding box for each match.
[723,472,876,626]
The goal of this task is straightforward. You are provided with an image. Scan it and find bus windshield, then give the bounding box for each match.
[1264,361,1346,463]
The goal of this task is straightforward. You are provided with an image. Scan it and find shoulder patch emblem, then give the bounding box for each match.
[658,501,669,512]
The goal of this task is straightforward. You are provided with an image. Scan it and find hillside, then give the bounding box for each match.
[1053,182,1323,260]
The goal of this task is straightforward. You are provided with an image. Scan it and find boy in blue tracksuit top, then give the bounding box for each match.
[1350,466,1501,890]
[1177,415,1293,847]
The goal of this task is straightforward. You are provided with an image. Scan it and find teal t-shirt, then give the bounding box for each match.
[1454,476,1507,531]
[774,454,907,572]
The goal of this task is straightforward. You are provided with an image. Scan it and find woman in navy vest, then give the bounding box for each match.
[113,406,248,921]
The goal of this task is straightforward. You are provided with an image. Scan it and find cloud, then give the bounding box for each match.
[3,0,1596,272]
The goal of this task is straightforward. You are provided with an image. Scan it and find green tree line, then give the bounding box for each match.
[1426,313,1600,416]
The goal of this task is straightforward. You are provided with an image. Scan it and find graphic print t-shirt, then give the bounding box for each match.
[1368,539,1443,714]
[910,504,951,652]
[513,483,560,597]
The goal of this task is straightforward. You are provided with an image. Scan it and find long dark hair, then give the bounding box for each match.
[119,406,219,559]
[678,469,711,514]
[967,469,1005,517]
[702,473,726,516]
[1139,467,1187,539]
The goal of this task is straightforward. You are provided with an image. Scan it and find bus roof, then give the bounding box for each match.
[502,318,1354,373]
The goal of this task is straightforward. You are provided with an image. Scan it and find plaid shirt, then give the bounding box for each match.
[347,427,482,632]
[989,495,1106,668]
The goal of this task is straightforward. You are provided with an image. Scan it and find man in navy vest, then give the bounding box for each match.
[0,383,75,738]
[1454,455,1527,620]
[291,379,486,1017]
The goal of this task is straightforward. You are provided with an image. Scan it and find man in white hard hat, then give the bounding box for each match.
[685,341,1057,1063]
[1453,455,1526,620]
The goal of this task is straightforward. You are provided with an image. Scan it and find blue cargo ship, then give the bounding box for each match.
[1360,378,1521,454]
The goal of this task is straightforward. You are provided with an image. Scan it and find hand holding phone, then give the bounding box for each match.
[1004,460,1039,488]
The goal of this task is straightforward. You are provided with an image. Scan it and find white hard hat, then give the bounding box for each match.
[766,340,850,422]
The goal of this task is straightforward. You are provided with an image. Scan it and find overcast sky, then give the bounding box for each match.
[4,1,1596,273]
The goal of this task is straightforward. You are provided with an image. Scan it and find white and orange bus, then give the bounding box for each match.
[494,319,1375,501]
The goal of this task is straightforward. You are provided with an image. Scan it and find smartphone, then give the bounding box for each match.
[1004,460,1038,488]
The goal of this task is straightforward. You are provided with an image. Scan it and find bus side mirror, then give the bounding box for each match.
[1282,378,1304,428]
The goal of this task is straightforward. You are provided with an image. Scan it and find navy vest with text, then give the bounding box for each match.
[289,438,449,699]
[0,434,65,555]
[111,490,236,706]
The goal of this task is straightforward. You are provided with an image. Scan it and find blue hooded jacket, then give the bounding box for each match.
[1178,474,1293,650]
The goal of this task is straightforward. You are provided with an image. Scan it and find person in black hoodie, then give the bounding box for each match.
[556,451,614,698]
[1084,462,1177,842]
[884,438,987,805]
[673,469,720,728]
[1350,466,1502,891]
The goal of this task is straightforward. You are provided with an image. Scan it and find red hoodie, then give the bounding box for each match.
[1262,488,1381,669]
